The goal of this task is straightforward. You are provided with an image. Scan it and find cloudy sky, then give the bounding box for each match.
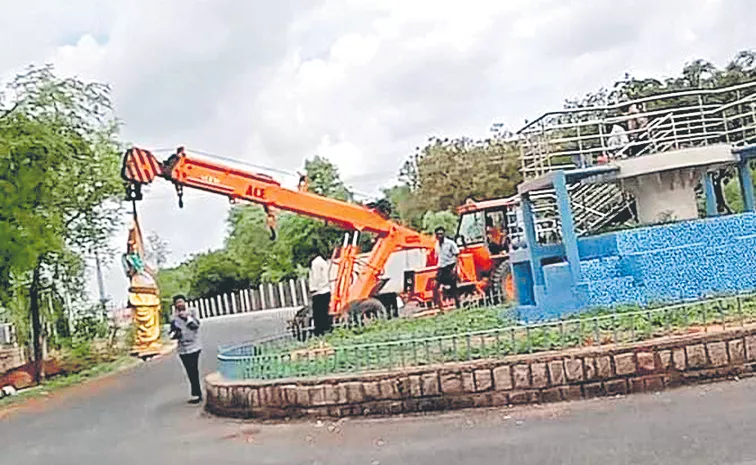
[0,0,751,304]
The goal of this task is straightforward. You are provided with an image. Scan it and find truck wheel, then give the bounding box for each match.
[489,261,513,305]
[347,298,386,327]
[376,293,399,319]
[290,306,312,341]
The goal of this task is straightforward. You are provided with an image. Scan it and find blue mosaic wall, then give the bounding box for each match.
[516,213,756,321]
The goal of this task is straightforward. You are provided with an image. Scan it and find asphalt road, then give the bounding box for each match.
[3,310,756,465]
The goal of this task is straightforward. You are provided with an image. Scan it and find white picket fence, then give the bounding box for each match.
[0,323,15,346]
[186,277,310,320]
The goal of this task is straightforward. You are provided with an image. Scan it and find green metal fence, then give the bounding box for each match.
[218,293,756,381]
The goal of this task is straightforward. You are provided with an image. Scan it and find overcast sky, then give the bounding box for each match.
[0,0,752,305]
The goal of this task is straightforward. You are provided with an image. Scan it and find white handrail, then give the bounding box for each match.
[517,80,756,134]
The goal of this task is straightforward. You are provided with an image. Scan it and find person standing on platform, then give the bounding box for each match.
[309,253,332,336]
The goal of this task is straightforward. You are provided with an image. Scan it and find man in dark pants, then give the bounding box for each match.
[309,253,332,336]
[433,226,461,309]
[169,295,202,404]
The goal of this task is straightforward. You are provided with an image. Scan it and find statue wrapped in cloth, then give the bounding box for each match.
[122,216,163,359]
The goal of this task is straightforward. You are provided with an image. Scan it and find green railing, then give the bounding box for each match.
[217,293,756,381]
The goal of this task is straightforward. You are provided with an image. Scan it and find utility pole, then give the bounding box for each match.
[95,251,108,319]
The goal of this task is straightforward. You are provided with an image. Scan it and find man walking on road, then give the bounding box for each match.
[309,253,332,336]
[433,226,461,309]
[169,295,203,404]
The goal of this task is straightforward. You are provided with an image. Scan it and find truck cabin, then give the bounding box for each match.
[455,197,517,257]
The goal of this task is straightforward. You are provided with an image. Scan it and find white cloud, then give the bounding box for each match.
[0,0,751,304]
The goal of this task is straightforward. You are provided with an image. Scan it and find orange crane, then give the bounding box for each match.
[121,146,439,319]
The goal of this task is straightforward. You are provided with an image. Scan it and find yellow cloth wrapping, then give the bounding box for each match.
[129,291,162,356]
[125,216,163,357]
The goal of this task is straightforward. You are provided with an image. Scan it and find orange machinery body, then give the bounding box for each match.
[403,196,518,306]
[121,146,438,317]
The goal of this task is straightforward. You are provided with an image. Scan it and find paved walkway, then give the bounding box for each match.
[3,310,756,464]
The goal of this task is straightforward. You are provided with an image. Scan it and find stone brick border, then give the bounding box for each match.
[205,325,756,419]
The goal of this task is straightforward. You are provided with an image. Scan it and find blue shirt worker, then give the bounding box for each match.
[433,226,461,309]
[169,294,203,404]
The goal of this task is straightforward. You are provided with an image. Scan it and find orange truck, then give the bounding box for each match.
[121,146,514,325]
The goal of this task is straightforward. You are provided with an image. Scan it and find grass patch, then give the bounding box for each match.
[318,305,512,346]
[228,293,756,380]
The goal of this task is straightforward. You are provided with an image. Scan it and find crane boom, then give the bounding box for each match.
[121,146,437,317]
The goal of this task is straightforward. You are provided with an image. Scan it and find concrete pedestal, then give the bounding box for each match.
[622,168,702,224]
[609,145,737,225]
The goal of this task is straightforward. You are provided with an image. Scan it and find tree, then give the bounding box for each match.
[0,64,123,381]
[304,155,352,201]
[380,184,426,230]
[187,251,248,298]
[421,210,458,235]
[399,137,521,212]
[224,205,273,286]
[146,231,170,269]
[156,262,193,320]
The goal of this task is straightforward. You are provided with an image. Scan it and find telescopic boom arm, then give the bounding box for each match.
[121,146,436,316]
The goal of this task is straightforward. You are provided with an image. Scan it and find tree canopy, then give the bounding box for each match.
[0,64,123,378]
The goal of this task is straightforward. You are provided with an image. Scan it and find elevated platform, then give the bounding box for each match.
[509,80,756,320]
[612,144,736,179]
[609,144,737,224]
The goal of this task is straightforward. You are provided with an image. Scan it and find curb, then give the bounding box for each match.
[204,325,756,420]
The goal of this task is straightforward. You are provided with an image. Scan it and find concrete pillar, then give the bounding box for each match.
[553,170,581,283]
[231,292,238,314]
[259,285,266,309]
[520,194,543,286]
[703,171,718,217]
[739,160,755,212]
[623,168,700,224]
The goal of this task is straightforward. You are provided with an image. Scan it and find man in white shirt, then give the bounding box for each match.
[309,253,332,336]
[433,226,461,309]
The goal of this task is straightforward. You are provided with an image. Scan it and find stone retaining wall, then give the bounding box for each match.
[205,326,756,420]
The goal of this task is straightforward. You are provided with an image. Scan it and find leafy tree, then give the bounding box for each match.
[187,250,248,298]
[421,210,458,235]
[146,231,170,269]
[380,184,425,230]
[0,64,122,381]
[399,137,521,213]
[155,260,193,320]
[224,205,273,286]
[304,155,352,201]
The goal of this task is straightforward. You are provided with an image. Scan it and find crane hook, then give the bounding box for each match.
[175,183,184,209]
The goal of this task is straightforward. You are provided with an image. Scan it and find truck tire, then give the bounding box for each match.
[289,305,312,342]
[489,261,513,305]
[347,298,386,327]
[375,293,399,319]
